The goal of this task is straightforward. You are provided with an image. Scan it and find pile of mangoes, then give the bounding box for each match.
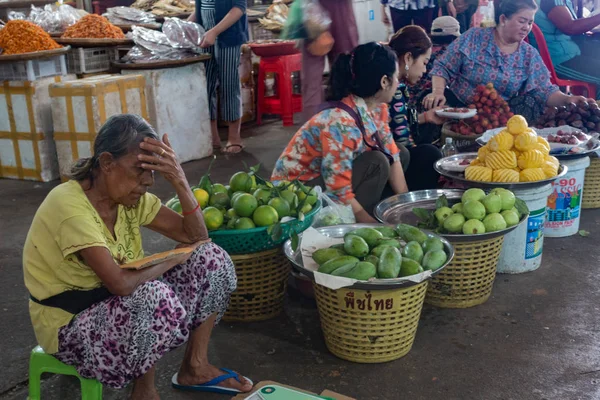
[313,225,449,281]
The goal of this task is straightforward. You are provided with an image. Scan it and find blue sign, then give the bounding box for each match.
[369,10,375,20]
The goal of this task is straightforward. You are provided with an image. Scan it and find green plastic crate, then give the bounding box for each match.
[209,200,321,255]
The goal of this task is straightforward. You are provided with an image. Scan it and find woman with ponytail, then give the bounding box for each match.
[23,114,252,399]
[388,25,445,190]
[272,42,408,223]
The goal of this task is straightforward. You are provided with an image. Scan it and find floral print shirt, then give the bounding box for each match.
[271,95,400,204]
[430,27,559,105]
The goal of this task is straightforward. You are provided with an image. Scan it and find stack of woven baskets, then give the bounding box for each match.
[211,201,321,322]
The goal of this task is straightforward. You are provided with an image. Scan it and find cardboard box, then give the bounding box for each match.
[0,75,76,182]
[122,63,213,164]
[231,381,356,400]
[49,74,149,179]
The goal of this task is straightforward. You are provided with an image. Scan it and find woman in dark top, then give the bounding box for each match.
[534,0,600,98]
[388,26,445,191]
[190,0,248,153]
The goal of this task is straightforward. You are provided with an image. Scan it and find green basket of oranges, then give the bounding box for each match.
[165,167,322,255]
[208,199,321,254]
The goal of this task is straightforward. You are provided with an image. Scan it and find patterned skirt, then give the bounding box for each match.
[54,242,236,389]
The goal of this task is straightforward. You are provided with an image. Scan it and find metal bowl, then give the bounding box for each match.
[282,223,455,290]
[374,189,529,243]
[434,153,568,190]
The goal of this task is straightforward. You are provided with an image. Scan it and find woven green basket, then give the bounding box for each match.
[209,200,321,254]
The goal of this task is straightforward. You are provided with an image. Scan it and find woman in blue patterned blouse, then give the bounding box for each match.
[424,0,591,121]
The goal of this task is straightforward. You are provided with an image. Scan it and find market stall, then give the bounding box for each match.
[0,21,75,182]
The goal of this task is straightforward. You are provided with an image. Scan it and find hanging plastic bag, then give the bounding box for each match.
[311,187,356,228]
[281,0,306,39]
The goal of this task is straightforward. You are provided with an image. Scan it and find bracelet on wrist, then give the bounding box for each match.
[182,203,200,216]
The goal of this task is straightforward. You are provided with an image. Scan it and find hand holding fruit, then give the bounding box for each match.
[423,108,447,125]
[423,91,447,110]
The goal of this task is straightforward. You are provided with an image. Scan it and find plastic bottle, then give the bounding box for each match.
[442,137,458,157]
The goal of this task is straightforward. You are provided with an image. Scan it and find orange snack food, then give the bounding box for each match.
[62,14,125,39]
[0,20,61,55]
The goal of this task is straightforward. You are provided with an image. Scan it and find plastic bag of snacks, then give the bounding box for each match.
[312,187,356,228]
[104,6,156,24]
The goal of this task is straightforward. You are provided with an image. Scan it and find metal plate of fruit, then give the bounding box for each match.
[537,126,600,160]
[436,107,477,120]
[374,189,529,243]
[434,153,568,189]
[282,223,455,290]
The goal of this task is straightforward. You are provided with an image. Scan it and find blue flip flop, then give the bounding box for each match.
[171,368,253,395]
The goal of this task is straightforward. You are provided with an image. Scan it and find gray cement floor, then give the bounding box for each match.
[2,121,600,400]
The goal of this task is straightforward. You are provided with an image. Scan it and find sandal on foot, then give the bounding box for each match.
[221,144,245,154]
[171,369,253,395]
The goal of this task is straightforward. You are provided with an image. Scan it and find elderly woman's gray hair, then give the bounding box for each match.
[69,114,159,182]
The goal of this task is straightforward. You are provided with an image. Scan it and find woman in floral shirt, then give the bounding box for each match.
[425,0,591,121]
[272,42,407,223]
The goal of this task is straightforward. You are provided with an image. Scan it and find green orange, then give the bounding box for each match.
[203,207,223,230]
[233,193,258,217]
[253,205,279,227]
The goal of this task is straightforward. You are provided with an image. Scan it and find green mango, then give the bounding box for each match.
[312,248,346,266]
[344,235,370,258]
[378,247,402,279]
[422,237,444,253]
[376,238,402,249]
[371,245,394,258]
[422,250,448,271]
[318,256,359,274]
[365,255,379,266]
[331,263,358,277]
[402,241,424,263]
[400,258,423,277]
[374,226,399,238]
[344,228,384,249]
[336,261,377,280]
[400,226,428,245]
[395,223,413,237]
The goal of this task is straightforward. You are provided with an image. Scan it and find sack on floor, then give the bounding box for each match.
[312,187,356,228]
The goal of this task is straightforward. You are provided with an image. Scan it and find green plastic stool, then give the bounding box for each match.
[28,346,103,400]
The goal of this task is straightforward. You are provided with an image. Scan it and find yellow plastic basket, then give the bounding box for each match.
[223,248,291,322]
[313,281,428,363]
[582,156,600,209]
[426,236,503,308]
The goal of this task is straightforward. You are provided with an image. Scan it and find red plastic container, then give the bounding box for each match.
[249,41,299,58]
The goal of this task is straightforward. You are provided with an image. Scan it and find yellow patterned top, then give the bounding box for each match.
[23,180,161,353]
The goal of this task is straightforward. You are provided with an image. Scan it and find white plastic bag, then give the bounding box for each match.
[303,0,331,40]
[311,186,356,228]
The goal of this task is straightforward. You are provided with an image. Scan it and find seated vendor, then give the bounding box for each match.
[534,0,600,98]
[23,114,253,399]
[388,25,445,191]
[271,42,408,223]
[424,0,592,122]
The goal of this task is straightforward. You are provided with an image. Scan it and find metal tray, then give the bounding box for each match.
[282,223,455,290]
[374,190,528,243]
[550,144,600,160]
[434,153,568,190]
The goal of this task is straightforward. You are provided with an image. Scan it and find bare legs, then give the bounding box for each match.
[129,313,252,399]
[211,119,244,154]
[130,366,160,400]
[176,313,252,392]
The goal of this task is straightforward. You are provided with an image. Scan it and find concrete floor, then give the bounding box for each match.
[2,121,600,400]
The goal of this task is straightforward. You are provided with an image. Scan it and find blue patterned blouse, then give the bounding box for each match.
[430,27,559,105]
